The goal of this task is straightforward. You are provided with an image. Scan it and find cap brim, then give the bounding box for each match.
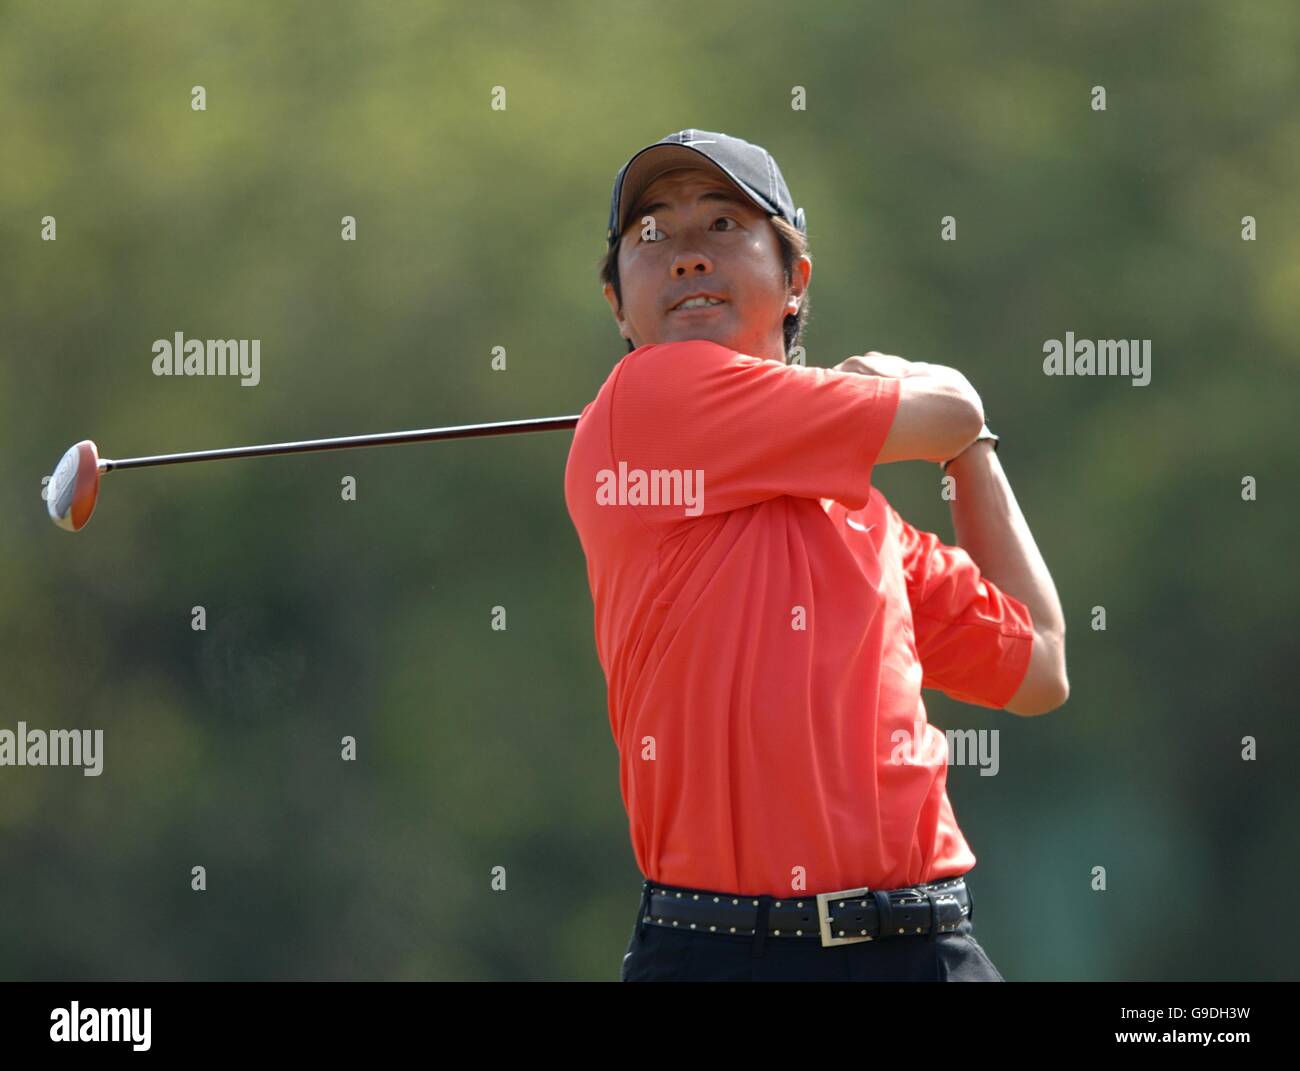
[615,145,750,237]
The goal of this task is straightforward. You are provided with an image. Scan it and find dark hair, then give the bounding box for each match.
[597,215,811,359]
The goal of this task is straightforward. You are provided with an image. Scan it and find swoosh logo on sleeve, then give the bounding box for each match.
[846,517,877,534]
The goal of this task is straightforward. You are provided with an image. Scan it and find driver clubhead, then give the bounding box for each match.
[47,440,101,532]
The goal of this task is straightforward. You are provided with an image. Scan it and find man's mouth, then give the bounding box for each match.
[670,295,728,312]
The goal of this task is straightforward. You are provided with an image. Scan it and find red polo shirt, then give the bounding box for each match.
[564,340,1034,897]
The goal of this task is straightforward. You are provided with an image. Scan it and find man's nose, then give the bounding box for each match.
[671,250,714,276]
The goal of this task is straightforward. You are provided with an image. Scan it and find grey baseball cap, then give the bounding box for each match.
[606,129,807,248]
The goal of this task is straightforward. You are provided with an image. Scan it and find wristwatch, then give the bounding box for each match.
[940,423,1000,473]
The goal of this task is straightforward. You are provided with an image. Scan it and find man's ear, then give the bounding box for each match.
[787,253,812,314]
[602,282,630,341]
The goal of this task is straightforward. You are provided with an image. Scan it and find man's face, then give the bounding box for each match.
[604,166,810,363]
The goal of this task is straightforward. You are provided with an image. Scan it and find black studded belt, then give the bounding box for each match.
[638,874,972,948]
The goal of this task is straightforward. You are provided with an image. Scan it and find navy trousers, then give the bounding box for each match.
[619,883,1006,982]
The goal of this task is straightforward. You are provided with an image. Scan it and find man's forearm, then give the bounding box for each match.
[945,441,1066,641]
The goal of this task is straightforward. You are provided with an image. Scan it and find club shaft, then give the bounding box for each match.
[99,415,581,473]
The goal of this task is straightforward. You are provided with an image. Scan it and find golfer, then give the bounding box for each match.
[564,130,1068,982]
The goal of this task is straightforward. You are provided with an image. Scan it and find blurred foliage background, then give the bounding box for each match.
[2,0,1297,981]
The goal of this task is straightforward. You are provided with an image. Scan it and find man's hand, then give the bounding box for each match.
[835,352,920,379]
[833,352,984,465]
[835,352,954,382]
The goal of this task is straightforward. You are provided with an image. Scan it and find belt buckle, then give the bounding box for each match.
[815,886,873,947]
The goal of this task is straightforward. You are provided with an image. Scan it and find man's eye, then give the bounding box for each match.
[641,216,740,242]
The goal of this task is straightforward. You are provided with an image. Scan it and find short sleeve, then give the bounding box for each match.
[893,504,1035,709]
[610,341,901,521]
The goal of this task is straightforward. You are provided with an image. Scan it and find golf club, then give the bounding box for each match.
[45,415,581,532]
